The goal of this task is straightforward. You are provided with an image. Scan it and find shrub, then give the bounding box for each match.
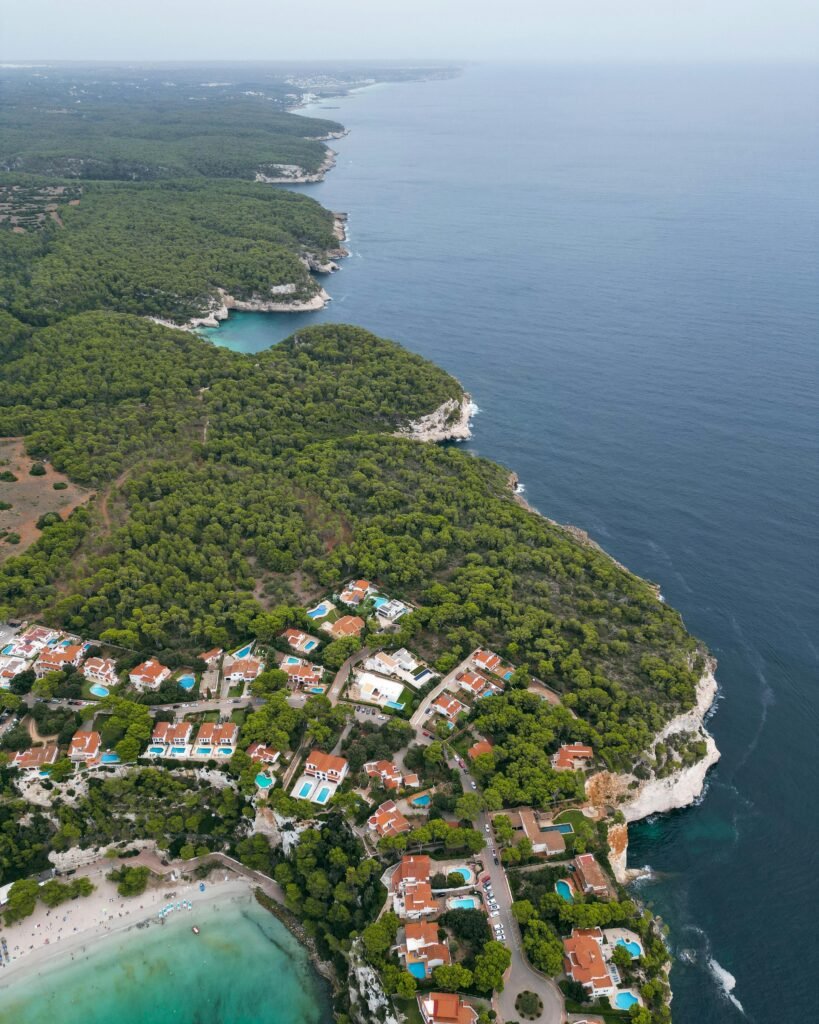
[29,462,47,476]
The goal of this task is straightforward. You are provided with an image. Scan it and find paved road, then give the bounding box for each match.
[409,655,474,729]
[326,647,370,704]
[447,754,565,1024]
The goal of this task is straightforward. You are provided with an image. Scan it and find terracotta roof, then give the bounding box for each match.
[472,649,502,673]
[282,660,323,684]
[225,658,262,680]
[82,656,116,679]
[419,993,477,1024]
[247,742,280,764]
[130,659,170,683]
[562,928,613,991]
[368,800,410,837]
[152,721,192,745]
[467,738,494,760]
[457,670,492,696]
[403,773,420,787]
[198,648,223,663]
[403,880,437,915]
[405,921,440,945]
[13,743,59,770]
[69,730,100,758]
[364,759,403,789]
[195,722,238,746]
[330,615,365,638]
[574,853,609,892]
[431,693,466,719]
[306,749,347,775]
[553,743,595,770]
[393,855,431,885]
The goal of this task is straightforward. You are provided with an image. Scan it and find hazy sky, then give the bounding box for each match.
[4,0,819,63]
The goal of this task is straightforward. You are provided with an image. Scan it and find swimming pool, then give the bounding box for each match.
[297,781,313,799]
[233,643,253,658]
[178,674,196,690]
[407,962,427,979]
[503,670,513,680]
[412,794,431,807]
[450,866,474,884]
[373,596,388,609]
[304,639,318,651]
[217,746,233,756]
[196,746,212,756]
[89,684,109,697]
[284,655,301,665]
[555,880,574,903]
[170,746,187,755]
[543,823,574,835]
[617,939,642,958]
[414,669,432,684]
[310,686,325,694]
[101,753,120,764]
[385,700,405,710]
[149,745,165,755]
[1,644,13,655]
[448,896,479,910]
[255,773,274,789]
[306,601,331,619]
[315,786,331,804]
[614,992,639,1010]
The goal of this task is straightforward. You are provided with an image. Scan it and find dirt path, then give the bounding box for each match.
[98,467,132,532]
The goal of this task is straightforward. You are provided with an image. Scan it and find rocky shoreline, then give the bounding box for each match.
[395,393,475,443]
[254,147,337,184]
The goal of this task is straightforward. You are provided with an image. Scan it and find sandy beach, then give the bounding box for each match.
[0,860,255,989]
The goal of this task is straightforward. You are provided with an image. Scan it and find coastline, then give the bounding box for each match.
[395,392,476,442]
[0,864,254,990]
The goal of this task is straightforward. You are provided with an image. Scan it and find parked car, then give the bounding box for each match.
[493,856,499,866]
[470,781,477,790]
[490,911,500,918]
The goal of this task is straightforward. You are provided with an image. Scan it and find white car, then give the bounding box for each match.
[470,781,477,789]
[484,823,490,832]
[490,910,500,918]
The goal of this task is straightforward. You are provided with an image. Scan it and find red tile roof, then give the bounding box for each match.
[574,853,609,893]
[152,721,192,745]
[419,993,477,1024]
[13,743,59,770]
[130,659,170,684]
[472,649,502,674]
[195,722,238,747]
[467,738,494,760]
[330,615,365,638]
[368,800,410,837]
[198,648,223,663]
[393,855,431,885]
[553,743,595,770]
[431,693,466,719]
[246,742,280,764]
[562,928,613,992]
[305,749,347,776]
[69,730,101,758]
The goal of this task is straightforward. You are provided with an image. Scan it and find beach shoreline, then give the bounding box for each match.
[0,862,253,990]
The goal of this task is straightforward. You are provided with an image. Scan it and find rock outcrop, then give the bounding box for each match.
[588,661,720,833]
[395,394,475,443]
[255,148,337,184]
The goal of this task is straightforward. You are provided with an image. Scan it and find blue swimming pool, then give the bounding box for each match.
[555,880,574,903]
[255,773,274,789]
[615,993,639,1010]
[407,962,427,979]
[149,745,165,755]
[284,655,301,665]
[307,601,331,619]
[617,939,642,958]
[414,669,432,684]
[385,700,405,710]
[297,781,313,799]
[315,786,331,804]
[196,746,212,756]
[233,643,253,658]
[543,823,574,835]
[304,639,318,651]
[89,684,109,697]
[451,865,474,884]
[217,746,233,756]
[178,673,195,690]
[310,686,324,694]
[503,670,513,680]
[373,596,388,608]
[412,794,431,807]
[101,753,120,764]
[1,643,13,655]
[449,896,479,910]
[171,746,187,755]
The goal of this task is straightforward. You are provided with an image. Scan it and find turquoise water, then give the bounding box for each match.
[178,674,195,690]
[204,66,819,1021]
[149,745,165,755]
[407,961,426,979]
[233,643,253,658]
[0,894,331,1024]
[451,866,474,884]
[615,992,639,1010]
[555,880,574,903]
[255,772,273,789]
[543,823,573,836]
[411,794,431,807]
[100,753,120,764]
[306,602,330,619]
[617,939,642,958]
[89,684,109,697]
[315,786,331,804]
[304,640,318,651]
[385,700,404,710]
[449,897,478,910]
[297,781,313,798]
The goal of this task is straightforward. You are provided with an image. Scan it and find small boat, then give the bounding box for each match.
[192,926,200,935]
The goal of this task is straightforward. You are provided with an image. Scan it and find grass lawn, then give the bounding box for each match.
[230,707,247,726]
[553,808,589,832]
[227,683,245,699]
[393,997,424,1024]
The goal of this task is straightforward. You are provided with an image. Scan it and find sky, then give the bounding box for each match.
[3,0,819,63]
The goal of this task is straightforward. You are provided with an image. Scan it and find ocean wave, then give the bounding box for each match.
[707,957,745,1013]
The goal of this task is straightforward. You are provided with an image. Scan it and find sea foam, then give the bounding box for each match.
[707,958,744,1013]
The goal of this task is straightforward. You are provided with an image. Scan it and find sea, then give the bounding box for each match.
[204,64,819,1022]
[0,893,332,1023]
